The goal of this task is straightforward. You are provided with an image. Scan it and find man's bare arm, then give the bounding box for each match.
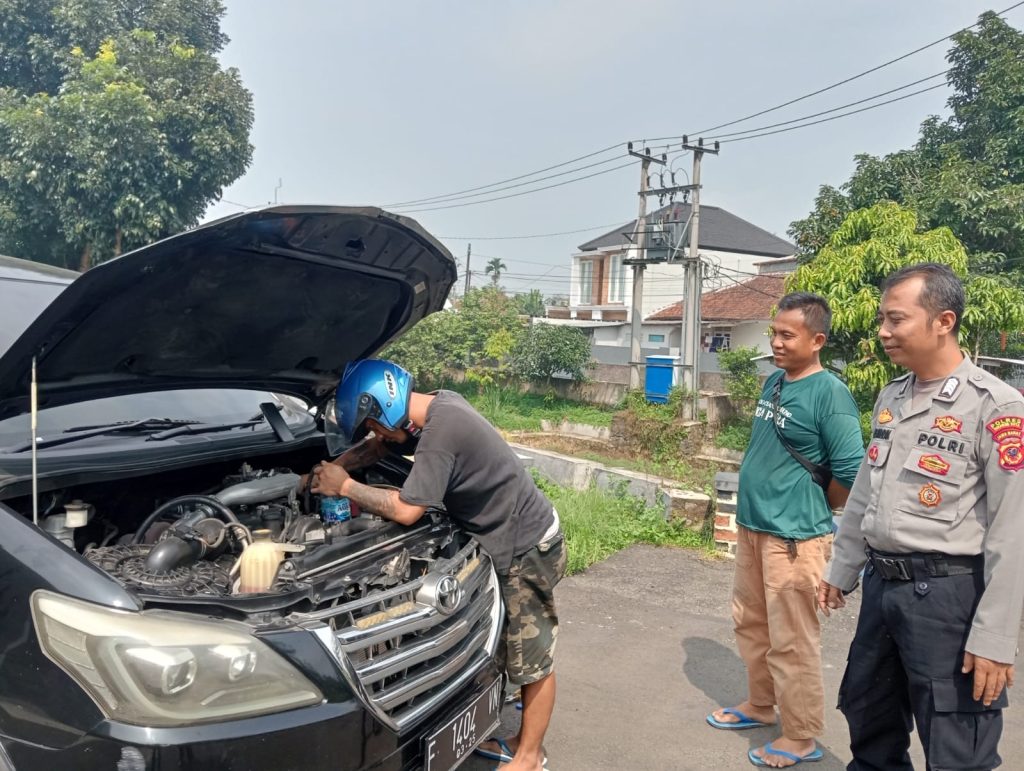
[333,436,387,472]
[342,480,426,526]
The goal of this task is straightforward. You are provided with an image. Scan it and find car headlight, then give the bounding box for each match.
[31,590,323,727]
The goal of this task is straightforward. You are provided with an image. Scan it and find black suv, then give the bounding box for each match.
[0,208,503,771]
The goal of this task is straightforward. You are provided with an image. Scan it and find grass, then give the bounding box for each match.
[445,383,615,431]
[514,435,719,494]
[534,475,717,575]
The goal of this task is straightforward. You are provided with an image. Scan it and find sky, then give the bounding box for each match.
[204,0,1016,299]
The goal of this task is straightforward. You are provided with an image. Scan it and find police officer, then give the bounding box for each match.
[819,263,1024,771]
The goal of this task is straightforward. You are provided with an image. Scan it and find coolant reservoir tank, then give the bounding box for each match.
[235,530,302,594]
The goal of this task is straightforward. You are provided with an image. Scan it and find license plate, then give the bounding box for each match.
[423,676,503,771]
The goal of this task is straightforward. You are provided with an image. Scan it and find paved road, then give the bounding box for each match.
[464,544,1024,771]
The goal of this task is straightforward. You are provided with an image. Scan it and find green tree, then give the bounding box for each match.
[514,289,546,317]
[510,323,592,384]
[484,257,507,286]
[716,346,762,406]
[0,1,253,269]
[787,202,1024,399]
[788,12,1024,278]
[382,286,524,387]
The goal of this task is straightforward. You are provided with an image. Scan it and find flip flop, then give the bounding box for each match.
[475,737,548,765]
[475,737,514,763]
[706,707,772,730]
[748,742,823,767]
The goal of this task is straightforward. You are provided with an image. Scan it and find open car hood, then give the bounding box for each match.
[0,206,456,420]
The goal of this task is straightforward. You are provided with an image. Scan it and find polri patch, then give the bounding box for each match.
[878,408,894,424]
[868,445,879,462]
[932,415,963,434]
[919,483,942,508]
[918,454,950,476]
[987,416,1024,473]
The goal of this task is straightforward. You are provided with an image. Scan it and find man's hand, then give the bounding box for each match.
[310,462,351,498]
[963,652,1016,706]
[817,581,846,617]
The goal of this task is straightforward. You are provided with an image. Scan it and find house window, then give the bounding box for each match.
[608,253,625,303]
[709,331,731,352]
[648,333,665,343]
[578,260,593,304]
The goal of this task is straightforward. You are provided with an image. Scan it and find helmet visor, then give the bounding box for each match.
[324,398,351,456]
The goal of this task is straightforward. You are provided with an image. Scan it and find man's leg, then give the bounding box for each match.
[750,533,829,766]
[712,526,778,726]
[840,568,913,771]
[479,534,565,770]
[892,568,1004,771]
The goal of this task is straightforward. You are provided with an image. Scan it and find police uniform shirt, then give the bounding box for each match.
[828,356,1024,664]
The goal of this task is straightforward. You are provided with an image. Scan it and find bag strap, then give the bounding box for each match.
[770,376,829,480]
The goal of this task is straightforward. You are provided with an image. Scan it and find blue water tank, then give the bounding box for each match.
[644,355,678,404]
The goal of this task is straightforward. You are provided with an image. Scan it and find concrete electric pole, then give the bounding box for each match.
[464,243,472,296]
[679,136,719,418]
[626,144,665,390]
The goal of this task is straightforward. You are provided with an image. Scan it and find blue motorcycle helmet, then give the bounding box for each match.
[325,359,414,455]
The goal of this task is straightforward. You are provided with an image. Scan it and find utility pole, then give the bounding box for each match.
[464,243,472,296]
[626,144,665,390]
[679,136,719,419]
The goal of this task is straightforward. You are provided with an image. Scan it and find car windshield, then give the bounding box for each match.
[0,389,312,452]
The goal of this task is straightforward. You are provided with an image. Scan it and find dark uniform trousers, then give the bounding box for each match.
[839,559,1006,771]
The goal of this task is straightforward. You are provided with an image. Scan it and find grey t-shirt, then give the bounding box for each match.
[398,390,555,573]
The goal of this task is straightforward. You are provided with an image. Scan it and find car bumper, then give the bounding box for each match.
[0,662,502,771]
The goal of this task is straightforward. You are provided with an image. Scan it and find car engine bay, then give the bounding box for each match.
[5,456,461,612]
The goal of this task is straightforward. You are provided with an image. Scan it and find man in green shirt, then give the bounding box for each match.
[706,292,864,768]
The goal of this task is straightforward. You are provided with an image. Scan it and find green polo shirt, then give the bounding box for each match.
[738,369,865,540]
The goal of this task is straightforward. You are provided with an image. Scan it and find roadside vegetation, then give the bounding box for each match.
[447,383,614,431]
[533,475,717,575]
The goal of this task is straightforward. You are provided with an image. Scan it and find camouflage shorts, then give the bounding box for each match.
[498,531,567,686]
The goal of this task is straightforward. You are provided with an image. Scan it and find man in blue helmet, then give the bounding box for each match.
[311,359,564,771]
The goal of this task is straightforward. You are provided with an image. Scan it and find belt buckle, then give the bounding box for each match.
[878,557,911,581]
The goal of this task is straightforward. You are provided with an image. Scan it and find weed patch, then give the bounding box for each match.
[533,474,717,574]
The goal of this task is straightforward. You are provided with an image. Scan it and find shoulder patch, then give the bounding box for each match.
[987,415,1024,473]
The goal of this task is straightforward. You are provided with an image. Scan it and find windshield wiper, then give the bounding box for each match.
[145,416,265,441]
[8,418,199,453]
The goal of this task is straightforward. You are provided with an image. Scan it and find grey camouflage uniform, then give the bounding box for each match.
[828,356,1024,663]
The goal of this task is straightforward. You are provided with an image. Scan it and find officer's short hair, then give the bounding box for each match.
[882,262,964,334]
[776,292,832,339]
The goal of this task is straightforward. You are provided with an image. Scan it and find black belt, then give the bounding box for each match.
[866,548,982,581]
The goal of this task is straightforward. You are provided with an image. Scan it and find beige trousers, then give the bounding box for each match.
[732,525,833,740]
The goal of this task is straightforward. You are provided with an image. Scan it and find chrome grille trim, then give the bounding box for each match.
[303,538,502,732]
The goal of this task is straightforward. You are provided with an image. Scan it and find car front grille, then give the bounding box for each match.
[306,538,502,732]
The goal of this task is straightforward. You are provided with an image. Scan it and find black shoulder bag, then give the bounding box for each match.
[770,376,833,494]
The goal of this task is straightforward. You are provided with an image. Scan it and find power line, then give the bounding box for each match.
[391,160,639,213]
[440,222,626,241]
[715,83,947,144]
[391,153,629,209]
[385,141,627,207]
[636,0,1024,142]
[706,70,948,141]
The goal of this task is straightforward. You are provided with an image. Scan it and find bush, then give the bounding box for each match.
[532,474,714,574]
[510,323,592,383]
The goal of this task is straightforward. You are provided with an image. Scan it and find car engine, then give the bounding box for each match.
[54,464,433,602]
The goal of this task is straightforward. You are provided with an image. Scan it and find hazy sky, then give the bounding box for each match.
[205,1,1013,298]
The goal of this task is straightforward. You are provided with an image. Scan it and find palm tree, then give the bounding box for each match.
[484,257,507,286]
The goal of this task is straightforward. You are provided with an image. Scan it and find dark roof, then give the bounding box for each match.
[577,203,795,258]
[646,275,786,322]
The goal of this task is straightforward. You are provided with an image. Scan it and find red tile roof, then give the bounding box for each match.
[646,275,786,322]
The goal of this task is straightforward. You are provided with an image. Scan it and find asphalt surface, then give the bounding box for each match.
[463,544,1024,771]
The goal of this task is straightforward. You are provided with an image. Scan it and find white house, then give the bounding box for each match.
[547,202,796,325]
